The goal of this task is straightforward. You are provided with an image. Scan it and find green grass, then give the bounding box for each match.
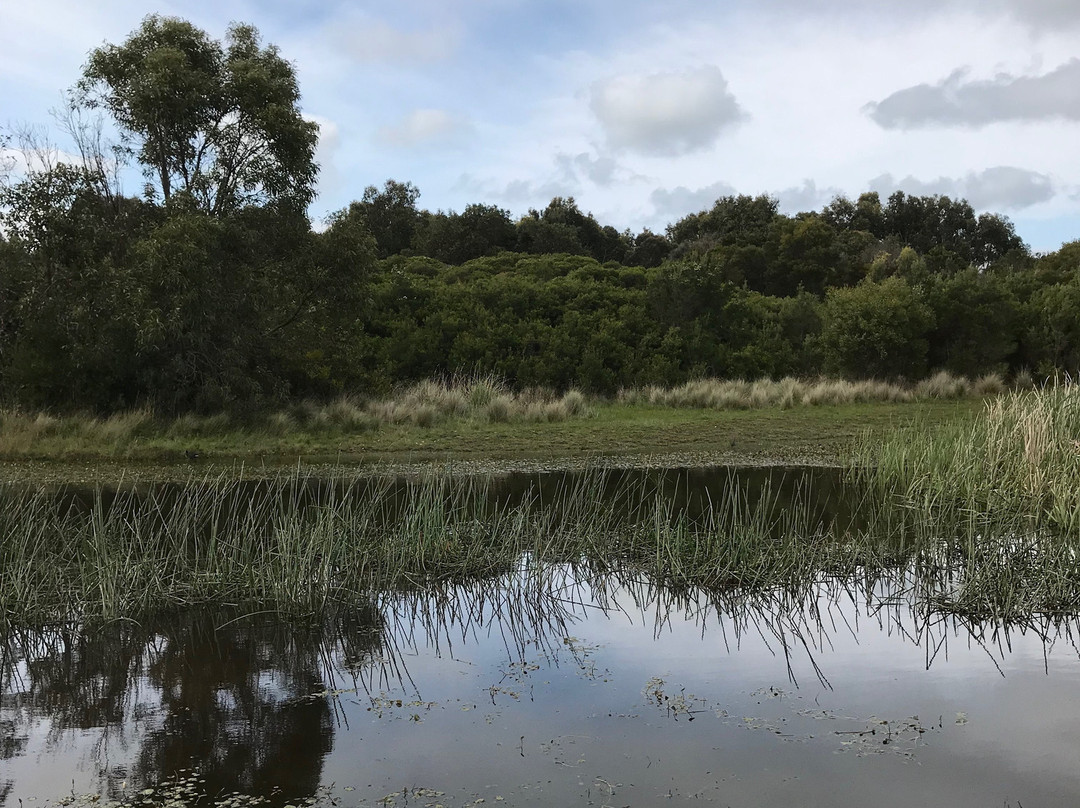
[858,382,1080,532]
[0,398,985,480]
[0,373,1004,470]
[5,450,1080,628]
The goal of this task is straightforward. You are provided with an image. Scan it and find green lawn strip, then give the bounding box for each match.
[0,398,983,485]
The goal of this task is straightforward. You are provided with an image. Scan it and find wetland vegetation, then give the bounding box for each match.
[4,12,1080,807]
[4,385,1080,806]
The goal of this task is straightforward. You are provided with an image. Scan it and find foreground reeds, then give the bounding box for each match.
[4,456,1080,628]
[0,467,880,627]
[858,380,1080,533]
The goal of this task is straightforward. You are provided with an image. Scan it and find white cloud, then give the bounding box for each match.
[866,60,1080,129]
[376,109,471,148]
[554,151,648,188]
[649,181,740,222]
[773,179,844,214]
[589,66,746,156]
[334,17,459,65]
[869,167,1056,210]
[304,113,341,196]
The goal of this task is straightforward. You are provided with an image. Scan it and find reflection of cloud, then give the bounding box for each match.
[649,180,740,221]
[869,167,1055,210]
[377,109,471,148]
[866,61,1080,129]
[334,17,459,64]
[590,66,746,156]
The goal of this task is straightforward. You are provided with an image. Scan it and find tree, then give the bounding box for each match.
[412,203,516,264]
[77,15,319,215]
[817,277,935,379]
[667,194,780,254]
[354,179,421,258]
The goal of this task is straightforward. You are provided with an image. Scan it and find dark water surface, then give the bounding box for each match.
[3,467,1078,807]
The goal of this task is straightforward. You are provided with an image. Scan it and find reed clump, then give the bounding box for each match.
[859,381,1080,532]
[354,377,590,426]
[618,371,1004,411]
[4,460,1080,627]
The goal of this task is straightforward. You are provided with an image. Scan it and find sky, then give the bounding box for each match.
[3,0,1080,252]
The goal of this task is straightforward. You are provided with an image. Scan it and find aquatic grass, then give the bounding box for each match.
[846,380,1080,618]
[0,466,883,628]
[859,381,1080,530]
[5,451,1080,628]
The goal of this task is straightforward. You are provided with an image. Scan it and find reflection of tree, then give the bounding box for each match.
[1,604,384,803]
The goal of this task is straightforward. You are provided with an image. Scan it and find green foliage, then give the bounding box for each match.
[926,268,1019,377]
[2,13,1079,412]
[354,179,421,258]
[413,203,516,264]
[817,277,935,379]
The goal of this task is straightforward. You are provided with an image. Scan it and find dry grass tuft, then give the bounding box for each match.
[619,372,1008,412]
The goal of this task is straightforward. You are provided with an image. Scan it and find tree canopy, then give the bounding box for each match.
[78,14,319,215]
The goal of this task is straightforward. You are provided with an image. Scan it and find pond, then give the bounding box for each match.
[2,466,1077,807]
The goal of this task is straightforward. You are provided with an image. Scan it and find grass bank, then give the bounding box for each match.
[0,374,995,473]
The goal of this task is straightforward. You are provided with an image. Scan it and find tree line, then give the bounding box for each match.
[1,16,1078,414]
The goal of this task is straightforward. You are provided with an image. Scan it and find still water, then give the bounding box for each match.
[2,467,1079,807]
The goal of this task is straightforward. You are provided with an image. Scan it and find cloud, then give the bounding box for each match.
[993,0,1080,29]
[865,60,1080,129]
[305,113,342,195]
[335,17,459,64]
[589,66,746,156]
[453,172,578,211]
[376,109,471,148]
[869,167,1055,210]
[773,179,843,214]
[554,152,647,188]
[649,181,740,221]
[757,0,1080,30]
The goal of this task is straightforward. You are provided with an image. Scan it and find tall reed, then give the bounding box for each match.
[0,467,878,627]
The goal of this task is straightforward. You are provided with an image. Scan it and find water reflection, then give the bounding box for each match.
[2,606,383,804]
[6,557,1080,807]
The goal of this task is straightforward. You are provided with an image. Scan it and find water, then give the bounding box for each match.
[3,467,1079,806]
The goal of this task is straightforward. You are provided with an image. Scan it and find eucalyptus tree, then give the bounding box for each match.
[77,14,319,215]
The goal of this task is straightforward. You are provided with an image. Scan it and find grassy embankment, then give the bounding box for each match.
[0,372,1000,475]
